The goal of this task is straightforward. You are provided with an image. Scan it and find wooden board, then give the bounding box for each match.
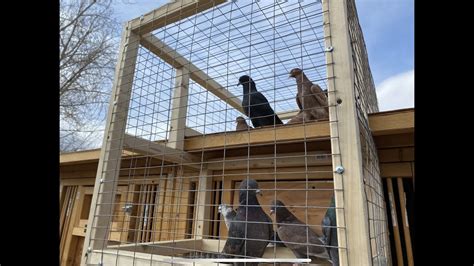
[397,178,414,266]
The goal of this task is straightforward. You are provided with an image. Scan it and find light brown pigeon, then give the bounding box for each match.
[235,116,252,131]
[289,68,329,121]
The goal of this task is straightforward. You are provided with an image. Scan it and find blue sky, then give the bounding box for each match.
[112,0,413,113]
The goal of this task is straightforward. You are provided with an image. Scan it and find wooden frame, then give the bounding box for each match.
[323,0,371,264]
[80,22,140,265]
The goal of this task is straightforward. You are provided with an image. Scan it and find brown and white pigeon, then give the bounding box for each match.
[235,116,252,131]
[289,68,329,122]
[221,179,273,266]
[270,200,331,264]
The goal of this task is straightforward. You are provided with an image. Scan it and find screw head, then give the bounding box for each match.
[325,46,334,52]
[335,166,345,174]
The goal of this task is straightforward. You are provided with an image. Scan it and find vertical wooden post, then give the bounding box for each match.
[195,167,212,239]
[169,67,190,150]
[387,178,403,266]
[323,0,372,265]
[81,22,139,266]
[397,178,413,266]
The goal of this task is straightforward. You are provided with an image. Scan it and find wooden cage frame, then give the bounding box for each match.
[77,0,410,265]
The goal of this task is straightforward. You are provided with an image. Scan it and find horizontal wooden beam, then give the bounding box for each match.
[380,162,413,178]
[129,0,226,34]
[60,109,414,164]
[206,151,332,170]
[369,108,414,136]
[184,121,330,151]
[374,132,414,149]
[140,33,245,114]
[378,147,414,163]
[123,133,201,168]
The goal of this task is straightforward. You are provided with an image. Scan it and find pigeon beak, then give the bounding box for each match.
[237,81,241,86]
[255,189,263,196]
[270,209,274,215]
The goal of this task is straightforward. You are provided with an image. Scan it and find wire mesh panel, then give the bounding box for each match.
[346,0,390,265]
[80,0,391,265]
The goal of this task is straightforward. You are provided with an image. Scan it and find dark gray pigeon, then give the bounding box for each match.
[221,179,272,266]
[238,75,283,128]
[289,68,329,122]
[322,196,339,266]
[270,200,331,264]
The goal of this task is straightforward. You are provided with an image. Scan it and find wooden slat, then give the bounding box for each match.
[386,178,403,266]
[161,172,177,241]
[397,178,414,266]
[154,177,168,241]
[195,167,212,239]
[107,239,203,256]
[378,147,414,163]
[169,68,190,150]
[370,109,414,136]
[140,33,244,114]
[81,23,140,266]
[60,186,77,263]
[206,151,332,170]
[136,185,145,243]
[323,0,370,264]
[123,133,200,168]
[62,186,85,266]
[380,163,413,178]
[374,133,414,149]
[129,0,226,34]
[120,184,136,243]
[185,121,330,151]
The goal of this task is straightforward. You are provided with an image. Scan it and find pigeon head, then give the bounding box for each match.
[239,179,262,203]
[289,68,303,78]
[269,200,295,222]
[269,200,285,215]
[236,116,246,123]
[237,75,252,86]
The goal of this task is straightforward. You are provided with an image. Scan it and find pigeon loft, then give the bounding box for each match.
[63,0,414,265]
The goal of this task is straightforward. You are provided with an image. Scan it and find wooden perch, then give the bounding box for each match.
[123,133,201,168]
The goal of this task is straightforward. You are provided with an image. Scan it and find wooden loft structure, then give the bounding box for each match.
[61,108,414,176]
[60,108,414,265]
[59,0,414,265]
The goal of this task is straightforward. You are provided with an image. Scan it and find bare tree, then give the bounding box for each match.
[60,0,120,152]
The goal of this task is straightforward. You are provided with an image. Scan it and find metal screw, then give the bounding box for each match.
[100,178,104,183]
[325,46,334,52]
[87,247,92,253]
[335,166,345,174]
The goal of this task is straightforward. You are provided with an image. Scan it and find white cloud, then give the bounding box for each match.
[376,69,414,111]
